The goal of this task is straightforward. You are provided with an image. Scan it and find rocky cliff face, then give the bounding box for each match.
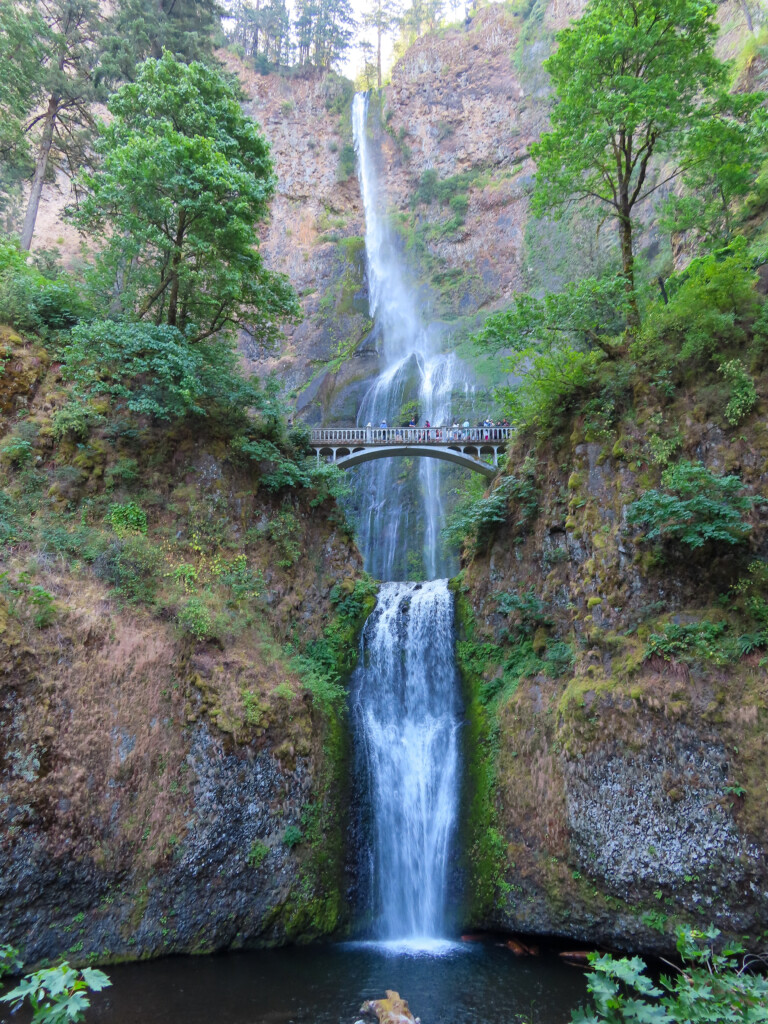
[0,335,368,964]
[455,389,768,952]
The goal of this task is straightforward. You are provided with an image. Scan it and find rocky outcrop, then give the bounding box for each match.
[456,390,768,953]
[0,342,368,965]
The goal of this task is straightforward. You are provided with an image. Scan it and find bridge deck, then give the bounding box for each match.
[310,427,512,445]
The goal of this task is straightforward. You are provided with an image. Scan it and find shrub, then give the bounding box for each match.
[177,597,213,641]
[644,620,729,664]
[635,244,760,373]
[247,840,269,868]
[266,508,301,567]
[0,436,34,467]
[0,254,92,338]
[50,403,102,442]
[282,825,303,848]
[571,925,768,1024]
[337,143,356,180]
[62,319,263,423]
[27,586,56,628]
[94,536,162,604]
[105,501,147,536]
[443,477,513,551]
[626,461,755,549]
[230,436,309,491]
[719,359,757,425]
[497,587,553,637]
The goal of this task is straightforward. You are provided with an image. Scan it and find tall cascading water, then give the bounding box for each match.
[353,580,460,943]
[349,93,467,945]
[350,92,472,582]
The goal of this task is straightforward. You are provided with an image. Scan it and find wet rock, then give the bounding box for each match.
[360,991,419,1024]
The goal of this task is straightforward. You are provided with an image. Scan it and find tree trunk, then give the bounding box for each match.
[377,26,382,89]
[166,209,186,328]
[739,0,754,33]
[20,94,59,251]
[618,213,639,332]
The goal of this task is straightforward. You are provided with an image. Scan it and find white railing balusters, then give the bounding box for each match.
[309,427,512,445]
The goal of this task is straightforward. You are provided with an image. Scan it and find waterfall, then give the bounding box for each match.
[348,94,466,946]
[352,580,460,944]
[350,93,472,582]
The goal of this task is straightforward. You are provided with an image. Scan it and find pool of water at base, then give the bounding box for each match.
[82,940,589,1024]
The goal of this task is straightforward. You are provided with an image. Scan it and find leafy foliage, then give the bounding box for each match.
[644,620,728,664]
[62,319,267,422]
[444,457,538,551]
[472,277,630,432]
[0,237,92,336]
[247,840,269,868]
[496,587,553,639]
[0,957,111,1024]
[532,0,737,317]
[104,501,147,536]
[282,824,303,848]
[659,93,768,246]
[635,243,761,374]
[719,359,757,425]
[626,461,755,549]
[571,925,768,1024]
[70,52,299,344]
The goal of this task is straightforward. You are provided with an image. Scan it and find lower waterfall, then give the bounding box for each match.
[352,580,461,944]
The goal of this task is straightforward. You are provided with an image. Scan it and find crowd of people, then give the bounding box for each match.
[365,418,510,441]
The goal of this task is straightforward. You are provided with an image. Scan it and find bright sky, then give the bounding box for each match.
[338,0,470,80]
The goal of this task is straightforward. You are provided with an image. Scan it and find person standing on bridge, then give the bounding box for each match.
[380,419,387,435]
[366,421,372,441]
[462,419,470,440]
[424,419,431,440]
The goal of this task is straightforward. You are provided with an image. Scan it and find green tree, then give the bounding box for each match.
[294,0,355,69]
[100,0,222,83]
[362,0,401,88]
[531,0,730,329]
[659,93,768,246]
[70,52,299,344]
[15,0,103,250]
[0,0,46,213]
[398,0,444,38]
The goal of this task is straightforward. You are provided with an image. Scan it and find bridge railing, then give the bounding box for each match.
[310,426,512,445]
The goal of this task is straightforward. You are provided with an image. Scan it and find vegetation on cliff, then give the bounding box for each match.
[0,42,369,966]
[449,0,768,964]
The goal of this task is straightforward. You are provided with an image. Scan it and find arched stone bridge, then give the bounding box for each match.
[309,427,511,478]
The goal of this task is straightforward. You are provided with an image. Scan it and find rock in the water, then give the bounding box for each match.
[360,991,419,1024]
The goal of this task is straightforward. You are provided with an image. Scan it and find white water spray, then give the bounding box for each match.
[349,94,468,945]
[353,580,460,942]
[350,93,473,581]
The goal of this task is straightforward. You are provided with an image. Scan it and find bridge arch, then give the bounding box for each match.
[334,444,497,478]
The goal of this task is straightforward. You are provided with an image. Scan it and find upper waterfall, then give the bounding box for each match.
[349,93,475,581]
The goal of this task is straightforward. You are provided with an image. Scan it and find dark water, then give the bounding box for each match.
[83,941,588,1024]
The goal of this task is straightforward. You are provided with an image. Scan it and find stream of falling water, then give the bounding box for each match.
[350,93,466,946]
[350,92,473,583]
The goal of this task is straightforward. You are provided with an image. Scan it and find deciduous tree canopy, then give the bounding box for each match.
[531,0,748,327]
[71,52,299,345]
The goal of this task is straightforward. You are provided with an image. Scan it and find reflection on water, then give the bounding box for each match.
[83,942,587,1024]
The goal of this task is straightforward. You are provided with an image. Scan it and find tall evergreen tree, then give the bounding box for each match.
[100,0,222,84]
[0,0,46,213]
[294,0,354,69]
[18,0,103,250]
[363,0,400,88]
